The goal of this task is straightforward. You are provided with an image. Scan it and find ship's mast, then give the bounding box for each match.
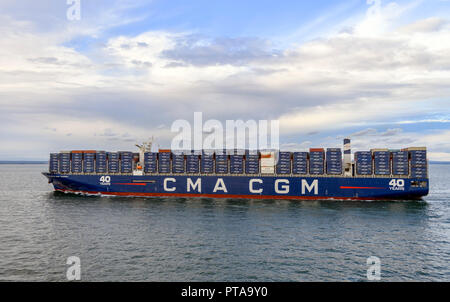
[343,138,352,176]
[135,136,154,168]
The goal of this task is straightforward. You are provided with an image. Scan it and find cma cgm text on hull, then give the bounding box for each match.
[43,139,429,201]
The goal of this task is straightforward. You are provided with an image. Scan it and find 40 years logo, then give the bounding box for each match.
[99,176,111,185]
[389,179,405,191]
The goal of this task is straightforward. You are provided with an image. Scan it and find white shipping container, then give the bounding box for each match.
[261,167,275,174]
[261,159,276,166]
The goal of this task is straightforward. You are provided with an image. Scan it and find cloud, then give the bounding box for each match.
[351,128,378,137]
[399,17,448,33]
[0,1,450,160]
[161,35,281,66]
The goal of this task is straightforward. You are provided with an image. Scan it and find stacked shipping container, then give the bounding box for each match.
[201,151,214,174]
[158,150,171,173]
[409,148,427,178]
[355,151,372,175]
[276,152,291,174]
[230,154,244,174]
[172,153,185,174]
[392,151,409,176]
[372,149,391,175]
[326,148,342,175]
[260,151,276,174]
[83,151,95,173]
[71,151,83,173]
[95,151,107,173]
[49,153,59,173]
[49,144,427,178]
[108,152,119,173]
[59,152,71,173]
[309,149,324,175]
[120,151,133,173]
[245,151,259,174]
[215,152,228,174]
[292,152,308,175]
[186,153,200,173]
[144,152,157,173]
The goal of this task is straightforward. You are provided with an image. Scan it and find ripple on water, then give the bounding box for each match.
[0,164,448,281]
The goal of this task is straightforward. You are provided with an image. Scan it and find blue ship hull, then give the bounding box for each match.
[43,173,429,201]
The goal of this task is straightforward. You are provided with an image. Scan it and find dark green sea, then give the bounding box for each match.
[0,164,448,281]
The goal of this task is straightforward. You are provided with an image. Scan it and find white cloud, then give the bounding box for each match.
[0,1,450,159]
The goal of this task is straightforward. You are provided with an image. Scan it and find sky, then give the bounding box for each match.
[0,0,450,160]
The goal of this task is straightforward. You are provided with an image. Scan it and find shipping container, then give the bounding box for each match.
[392,150,409,176]
[119,151,133,173]
[372,150,391,175]
[293,152,308,175]
[158,151,171,173]
[82,152,95,174]
[355,151,373,176]
[230,155,244,174]
[309,149,324,175]
[172,154,185,174]
[261,166,275,174]
[200,153,214,174]
[245,153,259,174]
[69,152,81,173]
[292,166,308,175]
[49,153,59,173]
[143,152,157,173]
[186,154,199,173]
[95,151,107,173]
[326,148,342,175]
[215,154,228,174]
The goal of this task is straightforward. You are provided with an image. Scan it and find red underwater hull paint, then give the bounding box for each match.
[54,188,390,201]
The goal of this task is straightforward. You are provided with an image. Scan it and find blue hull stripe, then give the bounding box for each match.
[43,173,429,200]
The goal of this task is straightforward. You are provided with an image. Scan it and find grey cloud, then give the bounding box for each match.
[28,57,60,64]
[399,17,448,33]
[280,141,312,151]
[380,128,403,136]
[351,128,377,137]
[2,9,450,159]
[350,128,403,138]
[98,128,118,137]
[122,42,150,49]
[288,35,447,72]
[131,59,152,67]
[248,67,288,75]
[162,35,281,66]
[388,138,414,144]
[137,42,149,47]
[164,62,188,68]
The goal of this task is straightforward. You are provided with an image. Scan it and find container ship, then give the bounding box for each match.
[42,139,429,201]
